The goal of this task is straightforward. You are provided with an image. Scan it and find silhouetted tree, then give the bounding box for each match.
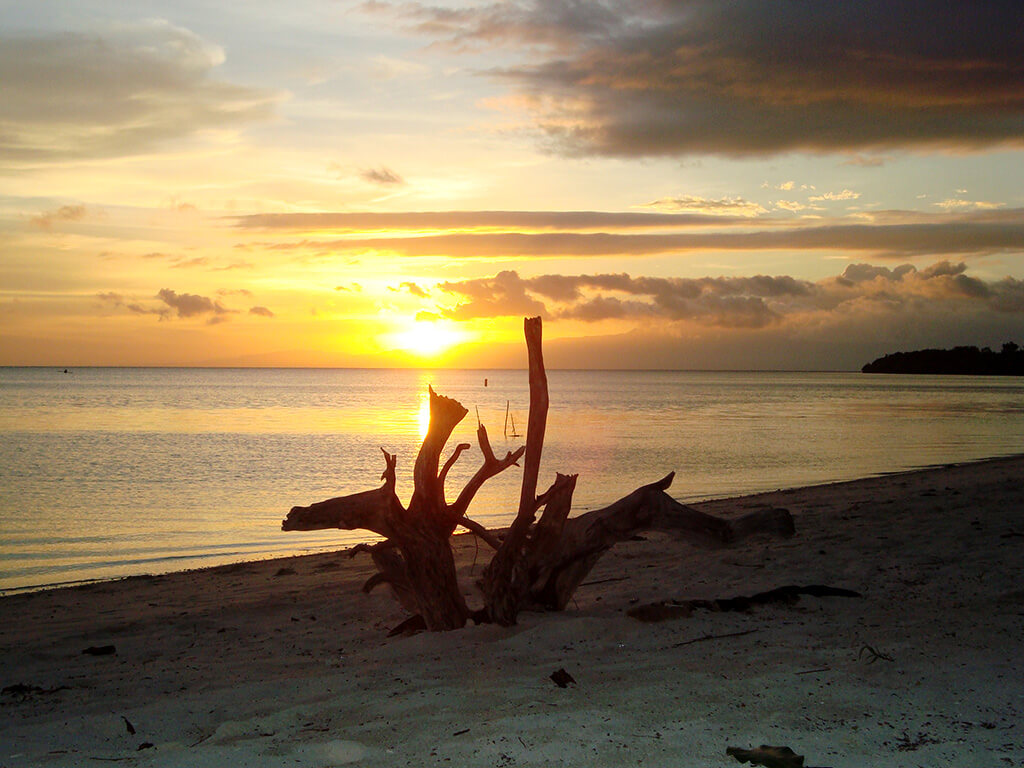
[862,342,1024,375]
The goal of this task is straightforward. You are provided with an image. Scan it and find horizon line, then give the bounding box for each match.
[1,364,856,374]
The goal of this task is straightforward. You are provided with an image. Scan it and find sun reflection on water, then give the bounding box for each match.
[417,390,430,439]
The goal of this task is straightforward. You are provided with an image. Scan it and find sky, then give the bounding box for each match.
[2,0,1023,370]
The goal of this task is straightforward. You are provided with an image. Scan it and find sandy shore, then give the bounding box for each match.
[2,456,1023,767]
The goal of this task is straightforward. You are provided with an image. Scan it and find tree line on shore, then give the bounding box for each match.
[862,342,1024,375]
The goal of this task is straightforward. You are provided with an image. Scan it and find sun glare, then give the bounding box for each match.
[417,391,430,438]
[385,320,469,360]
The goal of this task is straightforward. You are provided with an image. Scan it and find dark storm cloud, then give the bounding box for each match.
[381,0,1024,156]
[0,22,278,165]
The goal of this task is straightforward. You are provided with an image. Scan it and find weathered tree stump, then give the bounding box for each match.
[283,316,794,631]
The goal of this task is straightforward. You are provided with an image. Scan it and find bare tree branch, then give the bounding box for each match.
[439,442,471,492]
[455,516,503,550]
[448,422,525,521]
[282,450,403,539]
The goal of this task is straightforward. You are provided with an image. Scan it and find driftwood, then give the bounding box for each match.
[627,585,862,622]
[727,745,805,768]
[283,316,795,631]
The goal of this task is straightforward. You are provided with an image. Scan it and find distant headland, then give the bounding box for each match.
[862,342,1024,375]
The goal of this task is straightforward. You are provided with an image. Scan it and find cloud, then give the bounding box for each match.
[97,291,169,318]
[249,306,275,318]
[389,281,429,298]
[234,207,1024,262]
[156,288,235,322]
[245,216,1024,260]
[642,195,768,216]
[809,190,861,202]
[835,263,916,284]
[437,271,811,328]
[359,166,406,186]
[990,277,1024,312]
[133,252,252,271]
[933,199,1005,212]
[434,262,1024,337]
[232,209,760,231]
[30,204,87,229]
[842,154,890,167]
[126,304,168,317]
[0,21,278,165]
[385,0,1024,157]
[773,200,822,213]
[170,257,211,269]
[436,270,547,319]
[364,0,623,51]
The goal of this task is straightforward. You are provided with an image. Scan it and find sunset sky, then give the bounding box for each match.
[3,1,1023,369]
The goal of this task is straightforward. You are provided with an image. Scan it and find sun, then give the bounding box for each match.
[384,319,470,360]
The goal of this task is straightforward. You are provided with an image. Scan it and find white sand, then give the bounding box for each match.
[2,456,1022,767]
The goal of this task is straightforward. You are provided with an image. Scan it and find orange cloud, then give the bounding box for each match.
[435,262,1023,334]
[234,208,1024,261]
[30,204,87,230]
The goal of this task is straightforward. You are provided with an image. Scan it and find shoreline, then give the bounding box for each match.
[6,451,1021,598]
[2,455,1022,766]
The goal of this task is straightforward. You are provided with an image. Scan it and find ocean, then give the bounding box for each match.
[2,367,1023,592]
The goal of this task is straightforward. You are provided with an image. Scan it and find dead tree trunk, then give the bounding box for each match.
[480,316,552,625]
[283,316,795,632]
[283,387,524,630]
[521,472,794,612]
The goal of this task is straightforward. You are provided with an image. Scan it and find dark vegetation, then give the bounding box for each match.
[862,342,1024,375]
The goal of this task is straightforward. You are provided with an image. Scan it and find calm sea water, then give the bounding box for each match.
[2,367,1023,592]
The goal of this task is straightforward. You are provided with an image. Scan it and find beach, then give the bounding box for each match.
[1,456,1022,767]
